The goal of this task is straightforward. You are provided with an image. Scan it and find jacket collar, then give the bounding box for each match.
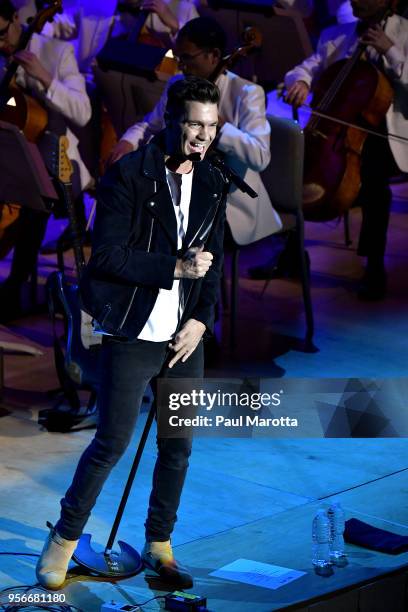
[141,134,177,246]
[141,132,168,183]
[184,162,220,249]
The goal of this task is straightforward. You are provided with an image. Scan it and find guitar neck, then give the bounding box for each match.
[60,181,85,279]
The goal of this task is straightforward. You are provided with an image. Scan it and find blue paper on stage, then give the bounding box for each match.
[210,558,307,590]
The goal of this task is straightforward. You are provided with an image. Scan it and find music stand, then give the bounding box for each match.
[0,120,58,210]
[97,39,168,80]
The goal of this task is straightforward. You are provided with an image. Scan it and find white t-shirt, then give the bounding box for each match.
[138,167,193,342]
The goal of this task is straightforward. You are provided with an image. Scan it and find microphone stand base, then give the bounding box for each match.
[72,533,143,578]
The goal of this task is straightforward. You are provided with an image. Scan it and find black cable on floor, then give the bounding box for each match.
[0,553,40,557]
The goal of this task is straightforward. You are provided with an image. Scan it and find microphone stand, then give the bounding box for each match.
[208,153,258,199]
[72,157,252,578]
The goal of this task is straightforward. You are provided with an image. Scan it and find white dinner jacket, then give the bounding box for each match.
[13,33,92,191]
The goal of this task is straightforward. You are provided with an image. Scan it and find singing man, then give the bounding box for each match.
[36,76,226,591]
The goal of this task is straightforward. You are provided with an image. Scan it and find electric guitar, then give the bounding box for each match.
[46,134,101,391]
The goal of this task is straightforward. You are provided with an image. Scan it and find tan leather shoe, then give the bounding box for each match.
[141,540,193,589]
[36,524,78,590]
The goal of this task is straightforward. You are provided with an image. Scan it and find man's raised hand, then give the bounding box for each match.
[174,246,213,280]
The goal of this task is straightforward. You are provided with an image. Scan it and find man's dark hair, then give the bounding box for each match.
[166,76,219,120]
[0,0,16,21]
[176,16,227,56]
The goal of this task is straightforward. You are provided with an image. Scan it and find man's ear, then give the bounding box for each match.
[211,47,222,62]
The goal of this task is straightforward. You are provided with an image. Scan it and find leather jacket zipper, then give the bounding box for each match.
[117,210,155,332]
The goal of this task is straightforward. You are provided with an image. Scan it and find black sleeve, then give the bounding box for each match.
[88,160,176,290]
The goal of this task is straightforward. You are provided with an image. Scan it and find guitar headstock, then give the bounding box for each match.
[28,1,62,35]
[58,135,73,184]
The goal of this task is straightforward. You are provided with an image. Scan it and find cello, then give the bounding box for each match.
[301,12,395,221]
[0,0,62,142]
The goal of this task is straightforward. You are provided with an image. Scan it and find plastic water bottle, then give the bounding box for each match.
[312,508,331,568]
[328,502,346,562]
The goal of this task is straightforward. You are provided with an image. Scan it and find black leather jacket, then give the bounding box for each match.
[80,137,226,341]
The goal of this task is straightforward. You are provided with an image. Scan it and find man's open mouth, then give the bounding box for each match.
[189,142,206,153]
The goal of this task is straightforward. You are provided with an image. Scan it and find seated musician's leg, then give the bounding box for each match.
[0,208,48,321]
[0,203,23,260]
[357,131,396,300]
[248,230,310,280]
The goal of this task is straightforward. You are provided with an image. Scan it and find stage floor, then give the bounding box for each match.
[0,183,408,611]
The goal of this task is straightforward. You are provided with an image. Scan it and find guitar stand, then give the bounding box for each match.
[38,390,98,433]
[57,234,65,274]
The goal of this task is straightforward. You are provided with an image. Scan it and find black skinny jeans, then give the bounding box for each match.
[55,337,204,542]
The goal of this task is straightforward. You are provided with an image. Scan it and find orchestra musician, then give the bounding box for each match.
[0,0,91,321]
[92,0,199,138]
[252,0,408,300]
[36,76,225,591]
[109,16,282,247]
[30,0,198,79]
[115,0,199,49]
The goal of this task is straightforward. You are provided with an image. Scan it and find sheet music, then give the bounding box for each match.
[210,558,306,590]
